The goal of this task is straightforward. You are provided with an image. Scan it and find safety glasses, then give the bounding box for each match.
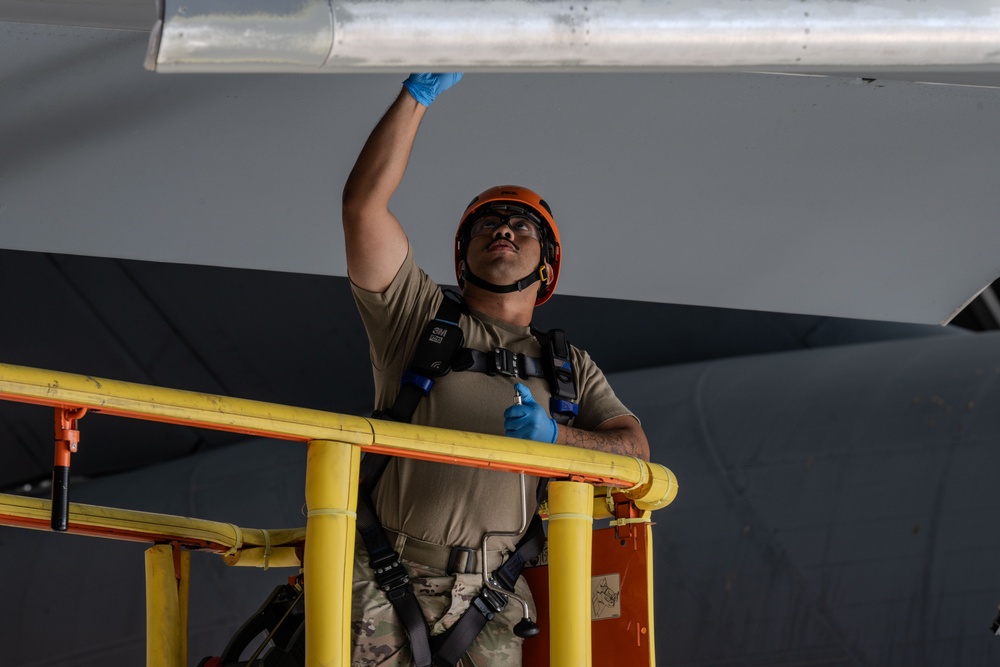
[468,206,543,241]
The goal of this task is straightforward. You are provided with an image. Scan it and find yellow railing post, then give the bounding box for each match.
[547,480,594,667]
[144,543,188,667]
[304,439,361,667]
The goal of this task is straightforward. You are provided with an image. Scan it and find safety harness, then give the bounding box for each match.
[358,289,579,667]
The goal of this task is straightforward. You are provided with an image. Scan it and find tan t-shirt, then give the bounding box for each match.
[352,246,634,552]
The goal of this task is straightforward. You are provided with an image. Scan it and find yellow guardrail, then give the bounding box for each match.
[0,362,679,667]
[0,493,305,563]
[0,363,676,506]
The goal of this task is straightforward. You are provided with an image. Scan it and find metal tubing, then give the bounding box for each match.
[303,439,360,667]
[481,472,534,626]
[150,0,1000,73]
[547,480,594,667]
[145,544,185,667]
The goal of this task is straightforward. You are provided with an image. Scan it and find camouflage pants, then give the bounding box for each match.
[351,541,534,667]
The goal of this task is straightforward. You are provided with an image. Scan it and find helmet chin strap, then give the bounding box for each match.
[462,264,544,295]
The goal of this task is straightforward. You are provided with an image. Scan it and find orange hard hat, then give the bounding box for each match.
[454,185,562,306]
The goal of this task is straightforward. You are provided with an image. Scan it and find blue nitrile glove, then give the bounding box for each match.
[403,73,463,107]
[504,383,558,444]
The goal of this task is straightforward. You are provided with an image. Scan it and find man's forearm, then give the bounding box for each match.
[343,89,426,216]
[556,418,651,461]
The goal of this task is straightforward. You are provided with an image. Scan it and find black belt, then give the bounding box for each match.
[383,528,509,575]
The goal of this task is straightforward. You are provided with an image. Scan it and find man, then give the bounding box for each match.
[342,73,649,667]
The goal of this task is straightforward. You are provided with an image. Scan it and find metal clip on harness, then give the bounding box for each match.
[481,472,540,639]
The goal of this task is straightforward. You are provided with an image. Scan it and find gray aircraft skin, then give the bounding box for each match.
[3,2,1000,665]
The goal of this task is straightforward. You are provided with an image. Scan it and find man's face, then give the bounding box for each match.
[464,206,544,286]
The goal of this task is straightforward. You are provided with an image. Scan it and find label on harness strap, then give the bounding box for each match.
[410,319,464,377]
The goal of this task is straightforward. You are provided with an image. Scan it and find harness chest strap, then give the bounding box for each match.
[380,289,580,425]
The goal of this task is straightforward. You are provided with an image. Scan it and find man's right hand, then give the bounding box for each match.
[403,73,464,107]
[505,384,559,444]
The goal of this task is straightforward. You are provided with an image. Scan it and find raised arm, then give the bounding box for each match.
[342,74,462,293]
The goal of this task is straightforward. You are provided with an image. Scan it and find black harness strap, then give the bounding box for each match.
[358,453,434,666]
[380,292,580,426]
[455,348,546,379]
[375,292,466,423]
[462,264,542,295]
[452,332,579,425]
[534,327,579,425]
[361,289,577,666]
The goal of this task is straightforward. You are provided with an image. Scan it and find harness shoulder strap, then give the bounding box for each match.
[377,290,465,424]
[360,289,472,666]
[532,327,580,425]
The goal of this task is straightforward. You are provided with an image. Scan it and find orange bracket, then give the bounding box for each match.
[613,494,643,541]
[51,407,87,531]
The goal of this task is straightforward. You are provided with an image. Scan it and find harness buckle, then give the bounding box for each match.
[472,596,497,622]
[489,347,519,377]
[474,582,509,620]
[476,581,507,615]
[372,556,411,599]
[446,546,478,575]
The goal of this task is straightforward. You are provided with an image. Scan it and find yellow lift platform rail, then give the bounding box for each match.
[0,362,678,667]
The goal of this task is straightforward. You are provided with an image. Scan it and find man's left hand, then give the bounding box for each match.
[504,383,558,443]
